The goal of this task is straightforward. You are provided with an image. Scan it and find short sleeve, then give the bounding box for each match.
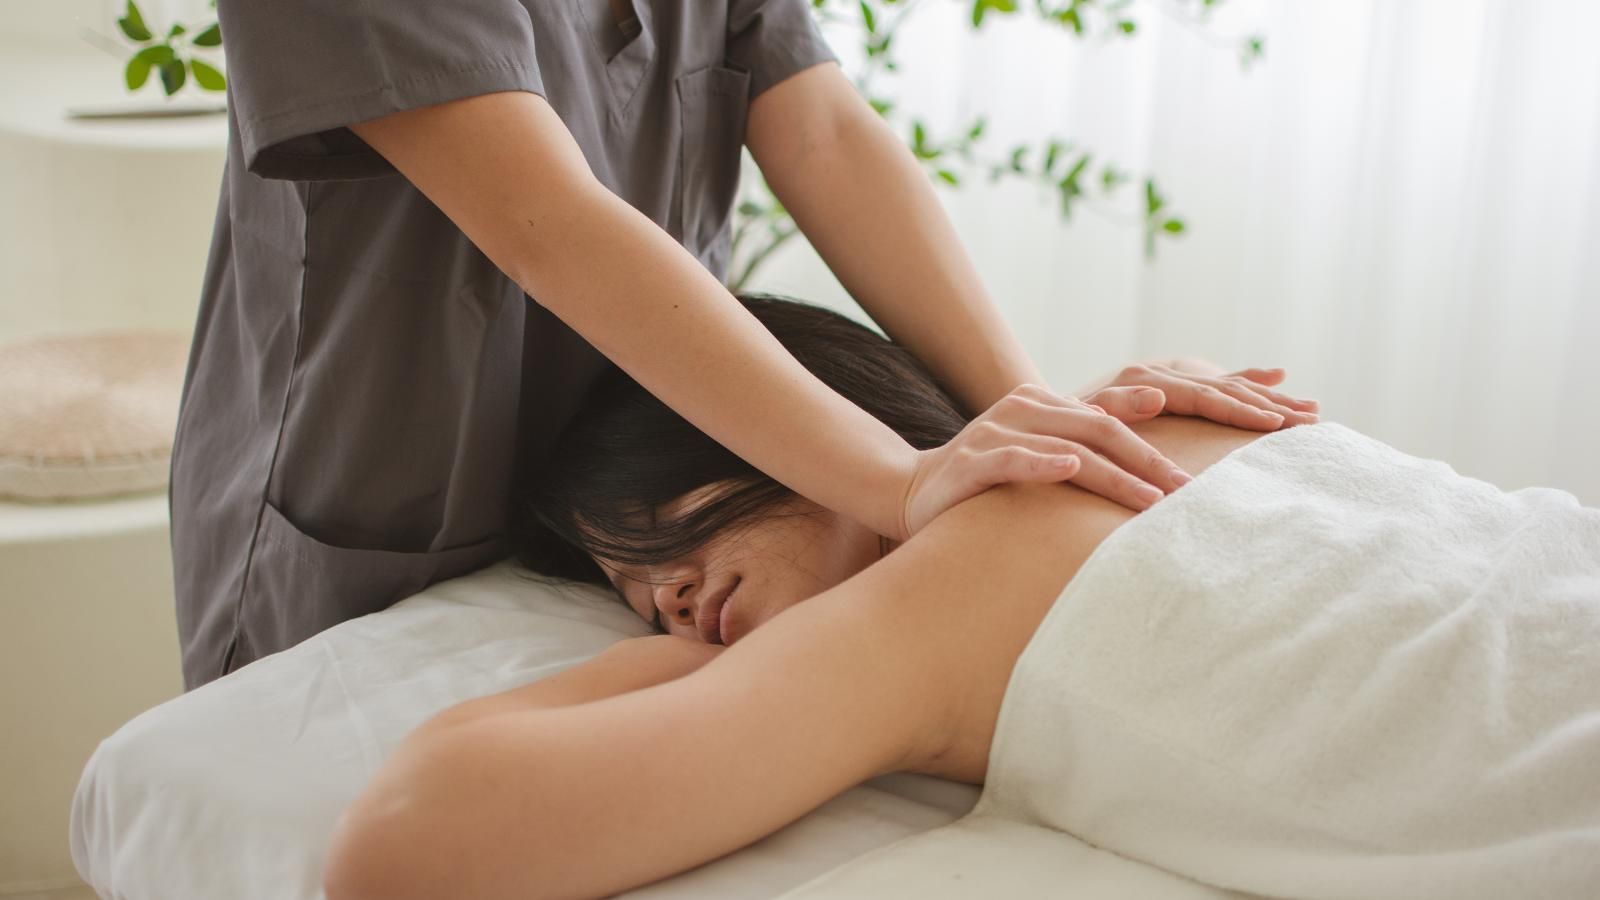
[215,0,545,181]
[725,0,840,100]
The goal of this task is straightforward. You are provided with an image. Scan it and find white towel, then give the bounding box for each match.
[781,422,1600,899]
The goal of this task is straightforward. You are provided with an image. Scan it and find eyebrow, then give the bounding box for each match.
[603,570,629,607]
[605,568,663,632]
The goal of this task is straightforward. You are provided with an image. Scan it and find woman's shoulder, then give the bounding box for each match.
[851,417,1275,781]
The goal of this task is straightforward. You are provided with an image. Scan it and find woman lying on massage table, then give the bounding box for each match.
[322,295,1600,900]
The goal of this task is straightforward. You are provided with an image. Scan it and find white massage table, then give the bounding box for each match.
[68,560,1226,898]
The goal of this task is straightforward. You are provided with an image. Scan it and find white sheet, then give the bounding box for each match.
[779,422,1600,899]
[68,561,982,899]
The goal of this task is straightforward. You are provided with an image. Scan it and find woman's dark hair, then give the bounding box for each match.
[511,292,970,587]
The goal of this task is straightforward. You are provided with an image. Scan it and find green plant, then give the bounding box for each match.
[727,0,1266,290]
[116,0,225,96]
[115,0,1261,284]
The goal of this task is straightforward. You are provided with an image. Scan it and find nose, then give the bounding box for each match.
[651,577,701,635]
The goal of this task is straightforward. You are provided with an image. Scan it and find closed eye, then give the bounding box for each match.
[606,571,669,635]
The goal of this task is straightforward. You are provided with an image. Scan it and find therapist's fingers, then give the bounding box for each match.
[1155,378,1286,430]
[970,432,1165,512]
[1204,376,1318,427]
[1230,368,1321,412]
[972,438,1083,482]
[1079,385,1167,423]
[1056,445,1170,511]
[1013,399,1192,495]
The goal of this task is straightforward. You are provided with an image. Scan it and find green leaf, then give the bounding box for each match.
[191,22,222,47]
[1117,20,1137,34]
[1162,218,1186,234]
[1009,145,1028,172]
[117,1,152,41]
[132,44,176,67]
[1058,181,1077,221]
[168,22,187,38]
[935,169,960,186]
[868,97,894,117]
[125,56,153,90]
[860,0,876,32]
[912,120,940,160]
[190,57,226,91]
[970,0,1017,28]
[1145,178,1164,215]
[737,201,764,217]
[967,117,987,141]
[1062,153,1091,187]
[159,57,187,95]
[1043,139,1063,175]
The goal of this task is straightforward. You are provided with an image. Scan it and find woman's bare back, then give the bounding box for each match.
[870,415,1270,784]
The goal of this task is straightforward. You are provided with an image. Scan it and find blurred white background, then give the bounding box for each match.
[755,0,1600,506]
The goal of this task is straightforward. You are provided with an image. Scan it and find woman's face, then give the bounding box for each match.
[591,483,887,646]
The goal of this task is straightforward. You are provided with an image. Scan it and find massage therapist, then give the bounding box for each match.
[169,0,1317,689]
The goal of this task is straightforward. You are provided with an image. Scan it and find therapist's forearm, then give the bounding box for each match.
[512,176,916,539]
[752,73,1046,417]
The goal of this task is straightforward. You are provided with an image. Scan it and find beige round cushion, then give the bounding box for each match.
[0,331,189,502]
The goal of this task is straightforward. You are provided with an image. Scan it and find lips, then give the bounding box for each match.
[695,576,741,645]
[717,578,743,646]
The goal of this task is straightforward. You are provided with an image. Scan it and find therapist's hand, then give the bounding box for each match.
[898,383,1193,539]
[1081,364,1320,431]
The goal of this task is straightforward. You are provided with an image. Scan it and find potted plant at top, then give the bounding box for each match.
[70,0,226,119]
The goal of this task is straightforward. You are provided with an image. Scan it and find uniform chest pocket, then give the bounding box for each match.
[676,65,751,280]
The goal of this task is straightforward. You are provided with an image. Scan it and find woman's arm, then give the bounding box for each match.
[414,635,724,735]
[322,569,943,900]
[746,63,1046,416]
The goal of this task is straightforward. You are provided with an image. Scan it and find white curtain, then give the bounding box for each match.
[753,0,1600,506]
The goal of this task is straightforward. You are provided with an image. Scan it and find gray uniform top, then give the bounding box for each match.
[172,0,836,689]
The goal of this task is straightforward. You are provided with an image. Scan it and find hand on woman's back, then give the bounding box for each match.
[897,383,1189,538]
[898,367,1319,538]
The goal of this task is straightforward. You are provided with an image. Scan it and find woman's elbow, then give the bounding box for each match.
[322,738,526,900]
[322,802,387,900]
[322,725,571,900]
[322,784,438,900]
